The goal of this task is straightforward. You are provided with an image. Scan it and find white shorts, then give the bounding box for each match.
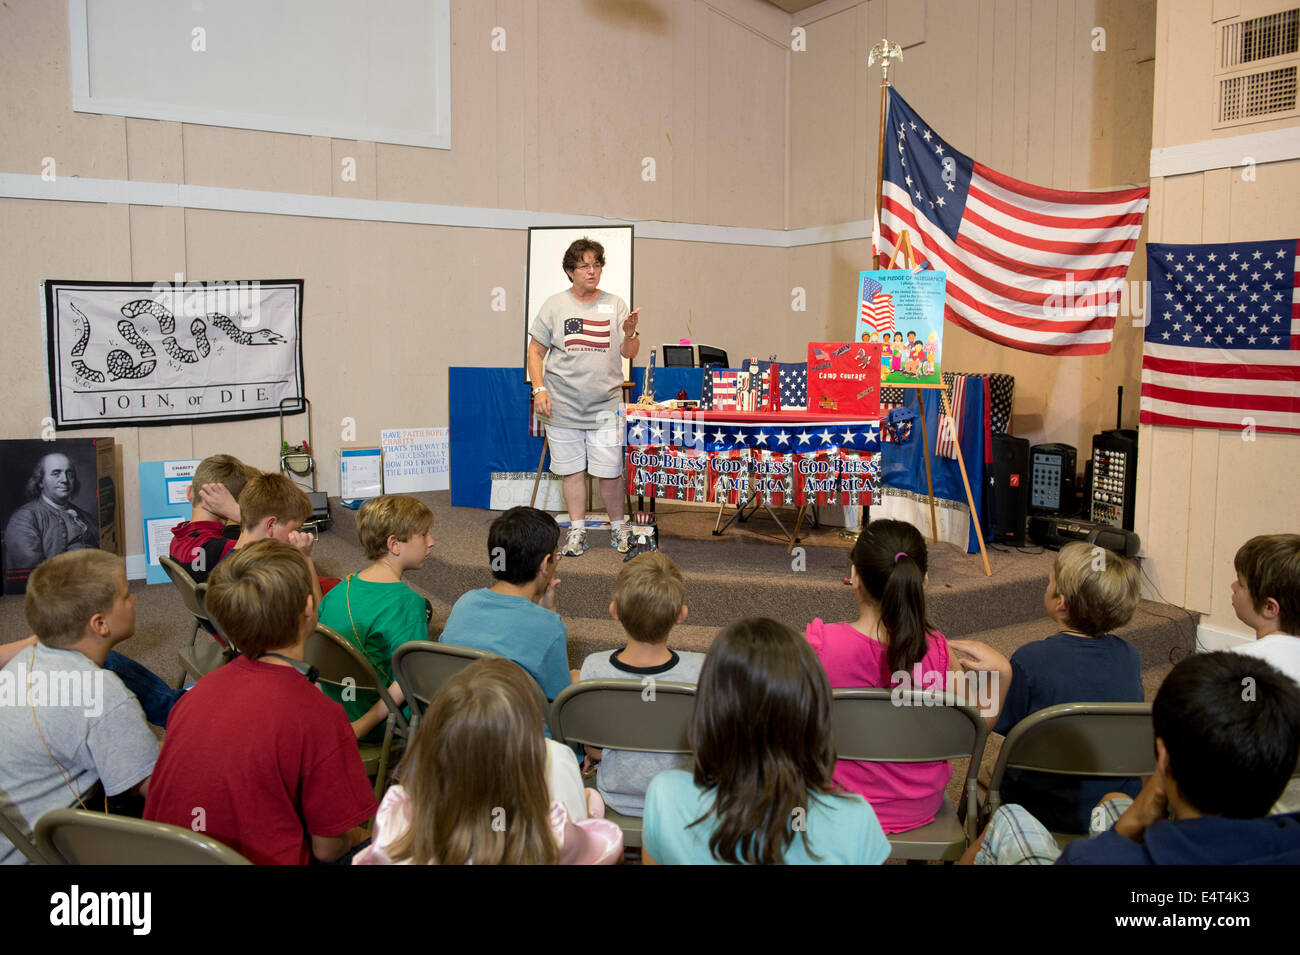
[547,426,623,478]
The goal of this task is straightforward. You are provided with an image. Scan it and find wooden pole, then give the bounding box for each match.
[874,79,887,270]
[938,383,993,578]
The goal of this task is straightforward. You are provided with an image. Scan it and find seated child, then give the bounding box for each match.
[0,551,157,864]
[1229,534,1300,684]
[806,518,958,833]
[951,541,1144,833]
[169,453,255,582]
[355,658,622,865]
[964,652,1300,865]
[1229,533,1300,813]
[439,506,572,701]
[318,495,436,740]
[143,541,376,865]
[232,472,339,597]
[643,618,890,865]
[579,553,702,817]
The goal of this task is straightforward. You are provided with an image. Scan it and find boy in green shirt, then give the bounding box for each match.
[318,496,436,739]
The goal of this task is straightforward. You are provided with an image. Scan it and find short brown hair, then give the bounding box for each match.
[356,495,433,561]
[562,237,605,277]
[238,473,311,531]
[1053,542,1141,637]
[190,454,254,504]
[1234,534,1300,635]
[204,540,313,657]
[614,553,685,644]
[26,550,125,649]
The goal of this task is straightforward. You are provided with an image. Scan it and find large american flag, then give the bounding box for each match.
[859,275,896,335]
[1140,239,1300,435]
[878,90,1149,356]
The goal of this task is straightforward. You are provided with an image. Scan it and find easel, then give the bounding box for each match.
[882,233,992,578]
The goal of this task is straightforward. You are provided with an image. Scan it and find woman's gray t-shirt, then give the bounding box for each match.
[529,290,628,430]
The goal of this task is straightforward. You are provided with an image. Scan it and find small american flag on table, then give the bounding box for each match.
[1141,239,1300,435]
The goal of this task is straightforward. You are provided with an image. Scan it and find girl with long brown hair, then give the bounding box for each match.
[642,618,890,864]
[354,658,622,865]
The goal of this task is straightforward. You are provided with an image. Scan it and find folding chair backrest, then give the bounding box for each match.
[0,784,54,865]
[305,624,408,733]
[991,702,1154,783]
[830,688,988,763]
[549,680,697,753]
[159,555,233,650]
[393,641,550,726]
[36,809,252,865]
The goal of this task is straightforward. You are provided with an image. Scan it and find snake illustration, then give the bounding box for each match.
[66,297,285,382]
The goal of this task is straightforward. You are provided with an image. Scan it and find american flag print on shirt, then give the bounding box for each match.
[564,316,611,351]
[859,276,896,336]
[878,90,1149,356]
[1140,239,1300,435]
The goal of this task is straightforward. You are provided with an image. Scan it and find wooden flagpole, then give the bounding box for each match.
[869,38,901,271]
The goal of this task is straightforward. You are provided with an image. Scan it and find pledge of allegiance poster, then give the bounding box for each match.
[854,269,946,387]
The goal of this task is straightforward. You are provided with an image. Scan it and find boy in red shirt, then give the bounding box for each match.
[169,454,256,582]
[143,540,376,864]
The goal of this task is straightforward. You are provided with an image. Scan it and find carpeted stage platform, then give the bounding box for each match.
[0,490,1197,702]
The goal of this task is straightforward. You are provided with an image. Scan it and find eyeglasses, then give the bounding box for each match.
[572,262,602,273]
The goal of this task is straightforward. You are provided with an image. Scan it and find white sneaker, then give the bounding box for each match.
[611,524,632,554]
[561,527,588,556]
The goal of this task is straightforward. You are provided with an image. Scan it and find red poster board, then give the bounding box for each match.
[806,342,881,417]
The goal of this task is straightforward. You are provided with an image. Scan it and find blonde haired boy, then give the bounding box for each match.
[0,551,157,864]
[578,552,701,817]
[317,495,436,740]
[951,542,1144,833]
[143,541,376,865]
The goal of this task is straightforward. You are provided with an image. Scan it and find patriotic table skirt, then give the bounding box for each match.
[624,409,881,506]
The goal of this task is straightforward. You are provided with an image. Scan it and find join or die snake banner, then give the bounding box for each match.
[43,280,305,428]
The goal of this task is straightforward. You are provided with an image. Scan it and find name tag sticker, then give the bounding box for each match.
[597,303,615,314]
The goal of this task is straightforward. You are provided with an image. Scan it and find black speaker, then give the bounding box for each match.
[989,434,1029,546]
[1029,443,1077,516]
[1028,516,1141,558]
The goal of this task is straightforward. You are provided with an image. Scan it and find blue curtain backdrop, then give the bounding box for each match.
[878,381,989,554]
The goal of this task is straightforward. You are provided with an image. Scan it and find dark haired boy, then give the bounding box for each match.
[1230,534,1300,685]
[964,652,1300,865]
[143,541,376,864]
[439,506,574,700]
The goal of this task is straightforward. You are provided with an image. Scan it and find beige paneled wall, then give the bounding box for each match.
[2,0,1174,570]
[789,0,1157,453]
[1137,0,1300,635]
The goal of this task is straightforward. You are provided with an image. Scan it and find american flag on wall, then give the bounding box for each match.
[878,90,1149,356]
[1140,239,1300,434]
[859,275,896,336]
[563,316,611,351]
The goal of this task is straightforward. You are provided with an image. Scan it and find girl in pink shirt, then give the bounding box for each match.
[806,519,957,833]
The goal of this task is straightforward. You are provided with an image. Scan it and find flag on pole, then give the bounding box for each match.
[1139,239,1300,435]
[878,90,1149,356]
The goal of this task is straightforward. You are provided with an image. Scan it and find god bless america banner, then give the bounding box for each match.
[43,280,305,429]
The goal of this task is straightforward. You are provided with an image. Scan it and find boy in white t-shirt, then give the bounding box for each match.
[1228,533,1300,814]
[0,551,157,864]
[1229,534,1300,684]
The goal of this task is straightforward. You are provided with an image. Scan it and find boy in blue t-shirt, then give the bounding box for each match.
[439,507,574,700]
[951,542,1144,833]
